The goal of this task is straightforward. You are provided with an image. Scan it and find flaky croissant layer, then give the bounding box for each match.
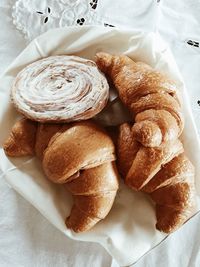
[3,118,119,232]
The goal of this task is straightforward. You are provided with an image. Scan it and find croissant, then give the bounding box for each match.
[11,55,109,123]
[3,118,119,232]
[95,52,184,147]
[96,53,196,233]
[118,123,196,233]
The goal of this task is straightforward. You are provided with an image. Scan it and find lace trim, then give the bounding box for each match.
[12,0,113,41]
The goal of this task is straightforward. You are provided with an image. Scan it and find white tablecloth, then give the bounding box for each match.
[0,1,200,266]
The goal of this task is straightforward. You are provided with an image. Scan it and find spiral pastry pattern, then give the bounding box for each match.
[11,55,109,122]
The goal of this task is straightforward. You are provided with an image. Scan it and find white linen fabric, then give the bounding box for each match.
[0,1,200,267]
[11,0,158,41]
[12,0,103,40]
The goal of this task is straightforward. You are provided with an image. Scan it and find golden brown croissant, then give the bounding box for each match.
[95,52,184,147]
[118,123,196,233]
[96,53,196,233]
[3,118,119,232]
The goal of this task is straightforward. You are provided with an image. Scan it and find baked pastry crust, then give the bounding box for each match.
[3,119,119,233]
[43,121,116,183]
[3,118,37,156]
[96,52,197,233]
[11,55,109,123]
[96,52,183,147]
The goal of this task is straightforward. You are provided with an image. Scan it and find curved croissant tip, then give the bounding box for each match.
[95,51,112,57]
[65,214,94,233]
[95,52,113,73]
[3,137,32,157]
[3,136,21,157]
[156,222,175,234]
[3,137,14,156]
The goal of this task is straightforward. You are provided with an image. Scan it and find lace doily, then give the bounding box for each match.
[12,0,111,41]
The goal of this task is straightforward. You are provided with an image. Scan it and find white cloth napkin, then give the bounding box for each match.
[0,26,200,266]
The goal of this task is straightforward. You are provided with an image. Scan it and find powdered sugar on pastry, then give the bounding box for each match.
[11,55,109,122]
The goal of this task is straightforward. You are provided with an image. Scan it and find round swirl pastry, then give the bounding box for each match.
[11,55,109,122]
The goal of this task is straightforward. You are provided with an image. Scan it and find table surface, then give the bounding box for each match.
[0,1,200,267]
